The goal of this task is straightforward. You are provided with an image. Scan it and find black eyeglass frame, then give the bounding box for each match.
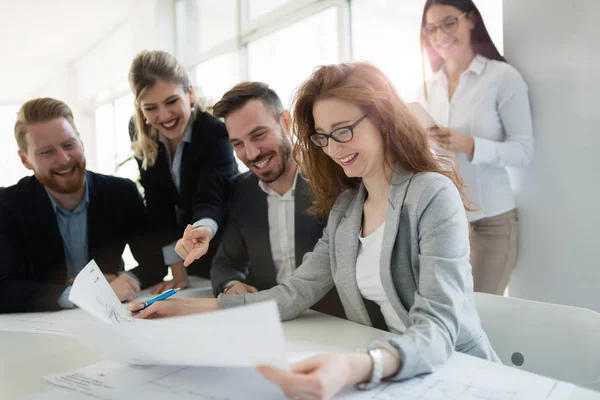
[309,114,369,147]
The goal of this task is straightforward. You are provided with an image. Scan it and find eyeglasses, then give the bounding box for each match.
[421,12,467,38]
[309,114,368,147]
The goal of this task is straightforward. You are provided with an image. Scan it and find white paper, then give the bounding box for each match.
[334,352,574,400]
[62,260,288,369]
[68,260,132,324]
[0,309,94,337]
[40,349,574,400]
[20,387,97,400]
[64,300,288,368]
[45,360,284,400]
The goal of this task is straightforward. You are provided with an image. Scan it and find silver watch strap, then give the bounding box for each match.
[355,348,384,390]
[221,280,240,294]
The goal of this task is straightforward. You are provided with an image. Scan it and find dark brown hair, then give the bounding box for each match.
[213,81,284,120]
[420,0,505,73]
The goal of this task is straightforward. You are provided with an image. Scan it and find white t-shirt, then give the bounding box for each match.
[355,222,406,334]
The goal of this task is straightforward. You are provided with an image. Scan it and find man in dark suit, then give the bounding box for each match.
[175,82,345,318]
[0,98,163,313]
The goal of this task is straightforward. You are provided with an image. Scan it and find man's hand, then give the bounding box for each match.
[224,282,258,295]
[150,262,190,294]
[175,225,214,267]
[110,274,141,302]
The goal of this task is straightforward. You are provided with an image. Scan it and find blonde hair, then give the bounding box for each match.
[128,50,209,169]
[14,98,79,152]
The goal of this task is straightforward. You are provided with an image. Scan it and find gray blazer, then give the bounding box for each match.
[220,166,499,380]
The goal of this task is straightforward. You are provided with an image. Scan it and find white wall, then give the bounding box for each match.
[0,105,25,187]
[504,0,600,312]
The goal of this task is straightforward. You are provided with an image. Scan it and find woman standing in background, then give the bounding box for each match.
[128,50,238,293]
[419,0,533,294]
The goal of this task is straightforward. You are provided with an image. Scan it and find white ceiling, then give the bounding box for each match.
[0,0,139,102]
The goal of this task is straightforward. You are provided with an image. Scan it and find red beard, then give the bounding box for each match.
[35,159,87,194]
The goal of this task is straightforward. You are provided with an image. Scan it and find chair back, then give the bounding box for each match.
[474,292,600,390]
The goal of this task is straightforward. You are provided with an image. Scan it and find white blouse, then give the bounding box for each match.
[356,222,406,334]
[419,54,534,221]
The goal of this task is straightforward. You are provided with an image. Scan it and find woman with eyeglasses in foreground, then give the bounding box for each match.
[129,62,499,399]
[419,0,533,295]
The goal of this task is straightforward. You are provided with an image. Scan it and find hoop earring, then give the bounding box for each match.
[144,118,149,125]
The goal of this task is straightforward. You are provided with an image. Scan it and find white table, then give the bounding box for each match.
[1,279,599,399]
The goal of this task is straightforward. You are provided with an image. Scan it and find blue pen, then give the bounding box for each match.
[131,287,181,313]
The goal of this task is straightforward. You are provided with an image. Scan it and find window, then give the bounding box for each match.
[177,0,238,59]
[195,51,242,103]
[351,0,425,102]
[246,0,293,20]
[196,0,237,52]
[94,95,140,183]
[351,0,503,102]
[94,96,138,271]
[114,95,135,162]
[248,7,339,109]
[113,94,138,182]
[0,105,25,187]
[94,104,115,175]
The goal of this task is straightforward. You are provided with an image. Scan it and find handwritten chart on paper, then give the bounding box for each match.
[41,352,573,400]
[336,354,572,400]
[69,260,131,324]
[44,360,284,400]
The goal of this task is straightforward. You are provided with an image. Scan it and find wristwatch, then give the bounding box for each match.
[220,280,240,294]
[355,348,384,390]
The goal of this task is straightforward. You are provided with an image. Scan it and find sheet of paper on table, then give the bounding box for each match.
[67,260,288,369]
[36,351,573,400]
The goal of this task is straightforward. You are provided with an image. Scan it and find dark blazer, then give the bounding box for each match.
[210,172,346,319]
[0,171,165,313]
[129,112,238,278]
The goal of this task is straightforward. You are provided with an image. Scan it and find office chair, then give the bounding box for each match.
[474,292,600,391]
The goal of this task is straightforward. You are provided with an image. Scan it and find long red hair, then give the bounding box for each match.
[292,62,469,216]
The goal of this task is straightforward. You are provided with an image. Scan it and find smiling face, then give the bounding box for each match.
[139,79,194,143]
[225,99,293,184]
[19,117,86,194]
[425,4,475,62]
[312,98,385,180]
